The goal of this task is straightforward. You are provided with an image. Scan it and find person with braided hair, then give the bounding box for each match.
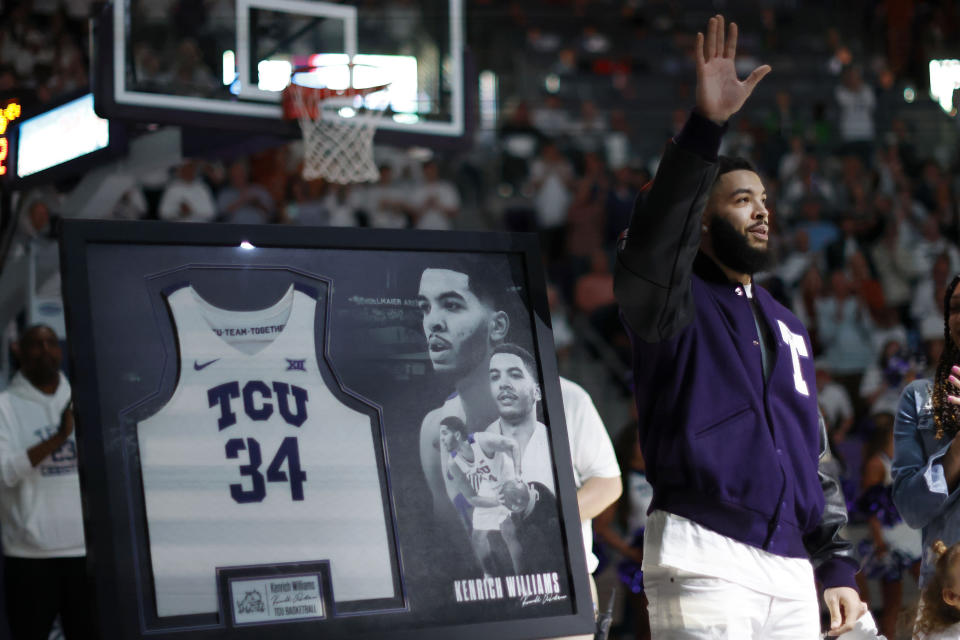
[914,540,960,639]
[892,274,960,591]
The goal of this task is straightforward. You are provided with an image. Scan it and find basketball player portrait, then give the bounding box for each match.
[484,343,564,574]
[438,416,523,577]
[416,258,512,532]
[485,343,555,495]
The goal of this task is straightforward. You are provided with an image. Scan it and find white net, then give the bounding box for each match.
[285,84,390,184]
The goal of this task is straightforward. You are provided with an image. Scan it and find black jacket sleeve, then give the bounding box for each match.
[803,412,859,590]
[613,113,723,343]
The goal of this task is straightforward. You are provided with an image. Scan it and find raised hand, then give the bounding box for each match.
[695,15,771,124]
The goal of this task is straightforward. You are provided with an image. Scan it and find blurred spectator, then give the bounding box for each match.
[834,66,876,163]
[217,159,275,225]
[805,101,835,150]
[792,264,825,351]
[825,28,854,76]
[571,100,607,154]
[574,250,621,349]
[846,250,886,322]
[776,230,815,291]
[498,100,545,191]
[578,23,611,55]
[14,200,56,255]
[777,136,807,185]
[816,364,855,441]
[565,153,608,266]
[859,338,919,417]
[132,42,164,92]
[825,216,870,273]
[604,108,633,170]
[765,90,801,144]
[912,218,960,279]
[816,269,875,401]
[161,38,217,98]
[110,184,148,221]
[531,94,573,139]
[895,186,930,228]
[869,306,910,362]
[365,165,408,229]
[793,197,839,253]
[911,252,953,330]
[157,161,216,223]
[919,310,947,379]
[0,326,94,639]
[48,32,87,96]
[781,157,836,222]
[852,416,921,639]
[382,0,422,47]
[323,183,364,227]
[528,140,574,261]
[409,159,460,230]
[284,177,327,226]
[720,116,757,165]
[915,159,945,214]
[870,217,916,320]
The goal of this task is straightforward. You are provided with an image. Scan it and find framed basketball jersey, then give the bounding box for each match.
[60,221,594,640]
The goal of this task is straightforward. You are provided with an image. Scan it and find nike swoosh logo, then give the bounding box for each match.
[193,359,219,371]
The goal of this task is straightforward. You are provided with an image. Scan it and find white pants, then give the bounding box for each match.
[644,566,820,639]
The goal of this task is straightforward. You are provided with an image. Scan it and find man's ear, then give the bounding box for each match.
[944,587,960,610]
[701,204,714,234]
[490,311,509,342]
[533,385,542,403]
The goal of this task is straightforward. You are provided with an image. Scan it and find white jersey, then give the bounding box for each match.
[137,283,396,617]
[451,435,506,499]
[450,435,510,531]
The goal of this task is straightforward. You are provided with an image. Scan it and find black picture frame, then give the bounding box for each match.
[60,220,594,640]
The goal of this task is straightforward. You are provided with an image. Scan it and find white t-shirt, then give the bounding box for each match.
[559,377,621,573]
[529,160,572,229]
[835,84,876,142]
[363,183,409,229]
[158,179,217,223]
[643,510,815,601]
[0,372,85,558]
[818,381,854,430]
[409,181,460,230]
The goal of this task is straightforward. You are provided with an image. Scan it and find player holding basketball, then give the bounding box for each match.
[485,344,567,575]
[613,15,866,638]
[439,416,523,576]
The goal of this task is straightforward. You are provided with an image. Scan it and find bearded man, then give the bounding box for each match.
[613,14,867,639]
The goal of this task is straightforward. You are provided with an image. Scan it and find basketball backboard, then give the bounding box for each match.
[92,0,465,145]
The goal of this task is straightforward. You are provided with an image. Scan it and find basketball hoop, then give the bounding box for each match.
[282,64,391,184]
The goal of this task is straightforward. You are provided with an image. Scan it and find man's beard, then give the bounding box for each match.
[709,216,773,275]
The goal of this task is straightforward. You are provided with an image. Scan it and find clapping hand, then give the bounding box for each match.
[948,366,960,405]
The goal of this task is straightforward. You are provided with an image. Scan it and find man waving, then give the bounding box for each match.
[614,15,866,638]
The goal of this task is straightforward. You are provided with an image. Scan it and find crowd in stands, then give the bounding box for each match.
[9,1,960,637]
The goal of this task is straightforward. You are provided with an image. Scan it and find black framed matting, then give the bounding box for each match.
[60,221,593,640]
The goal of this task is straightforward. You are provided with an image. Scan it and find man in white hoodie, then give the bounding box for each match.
[0,325,92,639]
